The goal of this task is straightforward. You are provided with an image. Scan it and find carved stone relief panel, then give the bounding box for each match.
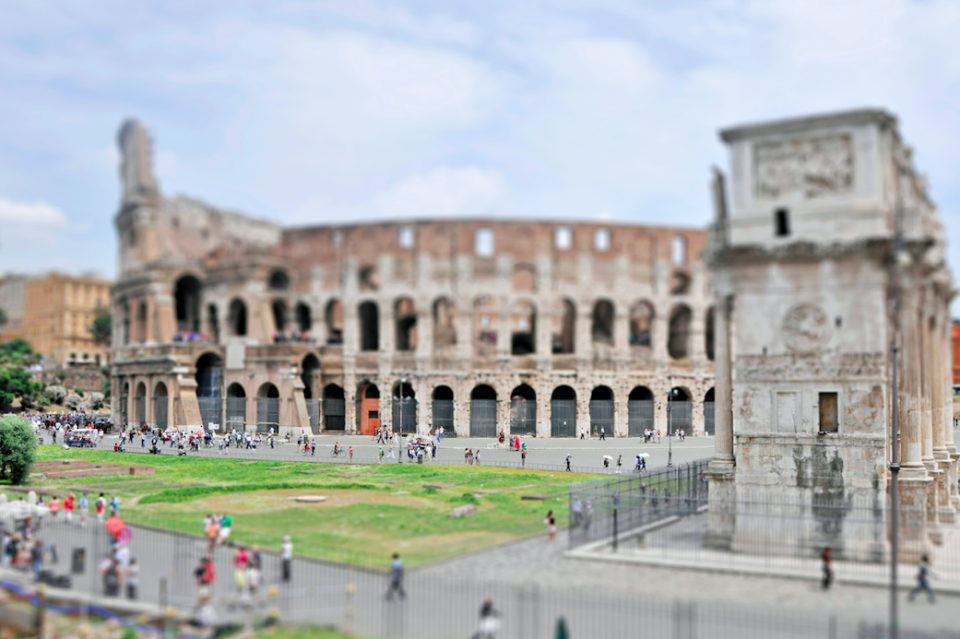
[754,134,853,199]
[781,303,831,353]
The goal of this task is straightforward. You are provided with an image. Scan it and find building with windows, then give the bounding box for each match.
[109,119,715,435]
[0,271,111,367]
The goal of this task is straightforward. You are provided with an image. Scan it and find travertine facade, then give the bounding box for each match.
[110,120,715,437]
[707,109,958,555]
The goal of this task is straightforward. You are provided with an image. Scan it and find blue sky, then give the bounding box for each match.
[2,0,960,310]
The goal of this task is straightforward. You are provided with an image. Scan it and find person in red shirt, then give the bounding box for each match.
[64,494,75,524]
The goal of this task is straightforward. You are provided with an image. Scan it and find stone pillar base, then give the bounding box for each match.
[704,466,736,550]
[895,477,934,564]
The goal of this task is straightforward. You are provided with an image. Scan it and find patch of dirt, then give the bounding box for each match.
[163,489,438,513]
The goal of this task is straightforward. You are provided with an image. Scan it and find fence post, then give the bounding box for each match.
[159,577,167,636]
[612,501,619,552]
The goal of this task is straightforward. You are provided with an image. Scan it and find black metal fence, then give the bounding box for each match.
[11,517,960,639]
[568,458,711,549]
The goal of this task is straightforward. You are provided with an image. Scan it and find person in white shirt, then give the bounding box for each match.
[281,536,293,583]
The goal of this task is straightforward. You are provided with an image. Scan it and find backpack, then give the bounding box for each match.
[104,563,119,593]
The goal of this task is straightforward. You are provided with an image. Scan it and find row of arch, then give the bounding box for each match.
[122,273,714,362]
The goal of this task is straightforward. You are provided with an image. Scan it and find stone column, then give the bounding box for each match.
[943,309,960,511]
[921,303,936,471]
[708,295,735,471]
[899,288,926,478]
[536,296,553,370]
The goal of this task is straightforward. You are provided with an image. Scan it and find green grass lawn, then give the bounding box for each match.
[25,447,585,568]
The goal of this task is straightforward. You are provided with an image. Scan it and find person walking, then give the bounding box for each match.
[470,597,501,639]
[908,554,935,603]
[348,446,354,463]
[79,492,89,528]
[219,512,233,545]
[599,426,605,441]
[544,510,557,543]
[565,454,571,472]
[521,448,527,469]
[281,536,293,583]
[579,427,585,440]
[126,558,140,600]
[385,553,406,601]
[821,546,833,590]
[95,493,106,522]
[63,493,75,524]
[616,455,622,474]
[379,447,384,464]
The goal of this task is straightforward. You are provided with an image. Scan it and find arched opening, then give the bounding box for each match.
[432,385,455,436]
[392,381,417,435]
[256,383,280,433]
[670,271,691,296]
[552,298,576,354]
[473,296,497,356]
[470,384,498,437]
[226,383,246,430]
[511,300,536,355]
[137,302,147,343]
[269,270,290,291]
[667,387,691,435]
[272,300,288,335]
[629,301,654,347]
[134,382,147,426]
[510,384,537,436]
[323,384,346,432]
[153,382,168,429]
[550,386,577,437]
[591,300,615,345]
[325,299,343,344]
[228,299,247,337]
[359,302,379,351]
[589,386,614,437]
[296,302,312,334]
[668,305,693,360]
[174,275,202,334]
[704,387,715,436]
[196,353,223,428]
[395,298,417,352]
[705,307,715,361]
[627,386,654,436]
[120,302,130,346]
[207,304,219,342]
[512,263,537,292]
[432,298,456,348]
[358,382,380,436]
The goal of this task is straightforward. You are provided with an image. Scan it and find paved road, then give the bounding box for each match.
[47,431,715,475]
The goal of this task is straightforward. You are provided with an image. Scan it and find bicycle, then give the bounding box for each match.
[331,448,345,458]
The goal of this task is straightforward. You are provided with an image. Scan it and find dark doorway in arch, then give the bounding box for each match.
[704,387,715,436]
[432,385,455,437]
[629,301,654,347]
[392,382,417,436]
[323,384,346,432]
[174,275,202,334]
[228,299,247,337]
[301,354,321,432]
[296,302,312,334]
[196,353,223,429]
[510,384,537,436]
[590,386,614,437]
[272,301,287,334]
[511,301,536,355]
[269,270,290,291]
[154,382,168,430]
[552,298,576,354]
[470,385,498,438]
[550,386,577,438]
[325,300,343,344]
[592,300,615,345]
[359,383,380,436]
[135,382,147,426]
[137,302,147,343]
[627,386,654,437]
[668,387,691,435]
[668,305,693,360]
[226,383,246,430]
[256,383,280,433]
[395,298,417,351]
[359,302,379,351]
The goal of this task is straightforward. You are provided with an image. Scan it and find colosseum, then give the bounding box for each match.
[110,120,715,438]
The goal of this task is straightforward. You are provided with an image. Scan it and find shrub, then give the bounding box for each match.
[90,392,105,410]
[0,416,36,484]
[64,393,83,410]
[44,385,67,403]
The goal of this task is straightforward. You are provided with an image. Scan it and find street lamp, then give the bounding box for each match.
[396,377,407,464]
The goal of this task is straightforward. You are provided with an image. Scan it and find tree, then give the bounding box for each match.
[90,310,112,346]
[0,416,36,484]
[0,365,39,408]
[0,306,7,327]
[0,339,39,366]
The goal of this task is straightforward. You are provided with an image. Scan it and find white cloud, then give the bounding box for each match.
[0,198,67,226]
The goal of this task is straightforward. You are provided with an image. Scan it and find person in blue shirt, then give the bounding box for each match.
[385,553,406,601]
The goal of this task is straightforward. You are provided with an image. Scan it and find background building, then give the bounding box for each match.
[0,271,111,367]
[110,120,715,436]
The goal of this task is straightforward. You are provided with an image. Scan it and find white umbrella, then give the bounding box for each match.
[0,500,49,522]
[603,455,613,460]
[637,453,650,458]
